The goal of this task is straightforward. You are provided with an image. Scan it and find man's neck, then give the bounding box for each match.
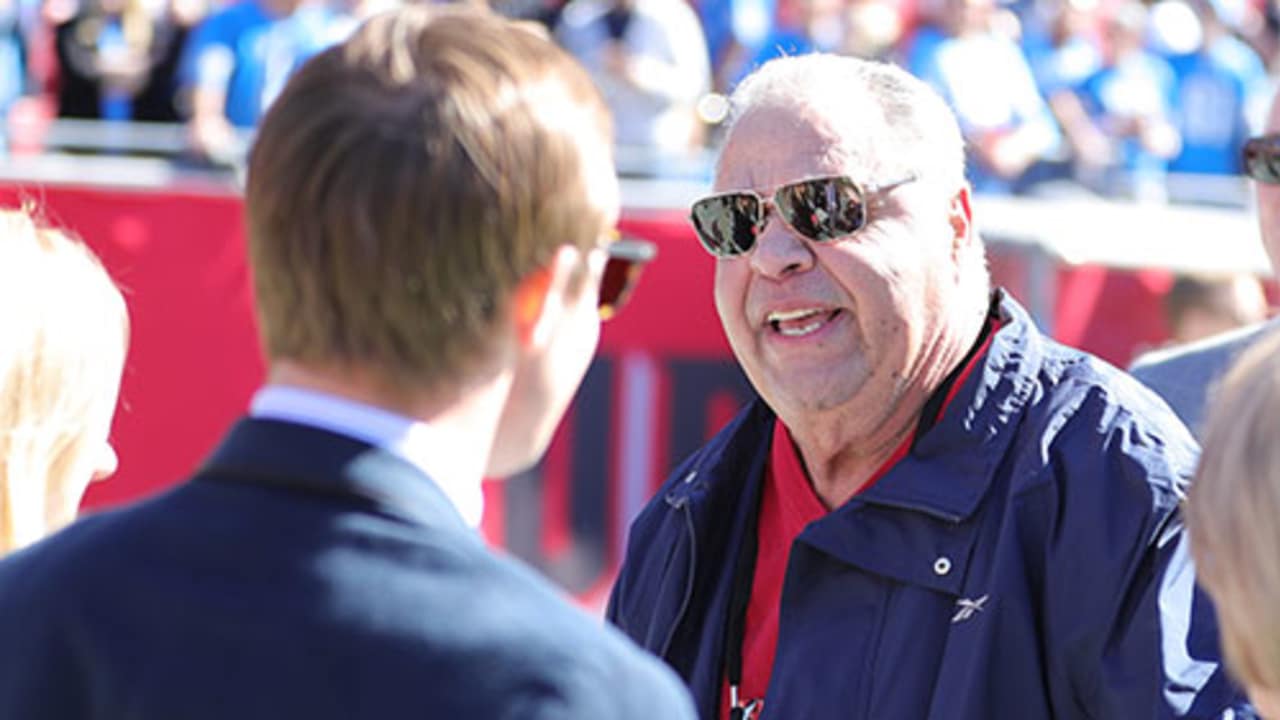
[267,361,512,492]
[786,305,990,509]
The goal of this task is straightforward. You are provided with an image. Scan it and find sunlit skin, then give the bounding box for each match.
[1258,96,1280,279]
[1250,686,1280,719]
[712,102,986,508]
[486,135,621,478]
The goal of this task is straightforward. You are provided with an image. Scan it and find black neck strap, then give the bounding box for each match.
[723,303,998,717]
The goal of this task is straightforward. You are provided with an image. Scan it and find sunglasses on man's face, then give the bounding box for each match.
[1243,134,1280,184]
[598,236,657,320]
[688,173,917,258]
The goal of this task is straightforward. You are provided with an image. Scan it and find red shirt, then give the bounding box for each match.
[721,323,998,719]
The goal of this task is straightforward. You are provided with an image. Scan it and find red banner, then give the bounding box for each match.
[0,183,1173,607]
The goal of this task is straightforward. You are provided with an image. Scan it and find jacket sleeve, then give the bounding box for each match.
[1038,399,1255,718]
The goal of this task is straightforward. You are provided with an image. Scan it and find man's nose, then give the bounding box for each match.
[748,208,816,278]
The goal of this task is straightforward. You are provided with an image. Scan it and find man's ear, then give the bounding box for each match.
[949,183,974,258]
[510,244,585,350]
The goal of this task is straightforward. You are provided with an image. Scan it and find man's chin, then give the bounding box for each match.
[760,376,864,419]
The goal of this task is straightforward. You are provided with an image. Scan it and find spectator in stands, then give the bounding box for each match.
[1158,0,1270,178]
[1162,271,1268,346]
[1131,89,1280,439]
[0,7,695,719]
[491,0,569,28]
[1021,0,1101,96]
[728,0,901,85]
[0,206,127,555]
[179,0,350,163]
[54,0,196,123]
[1054,0,1181,200]
[1186,326,1280,720]
[0,0,30,137]
[698,0,775,92]
[844,0,904,60]
[910,0,1063,193]
[555,0,711,158]
[609,52,1250,719]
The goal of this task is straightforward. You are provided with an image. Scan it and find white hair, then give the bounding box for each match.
[723,53,969,194]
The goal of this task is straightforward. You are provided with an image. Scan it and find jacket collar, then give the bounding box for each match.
[196,418,471,533]
[669,289,1044,524]
[856,289,1041,521]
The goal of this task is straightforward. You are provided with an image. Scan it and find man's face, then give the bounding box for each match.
[1258,96,1280,278]
[487,137,620,478]
[711,105,968,428]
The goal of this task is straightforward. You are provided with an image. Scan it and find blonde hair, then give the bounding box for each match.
[0,207,129,554]
[1186,327,1280,694]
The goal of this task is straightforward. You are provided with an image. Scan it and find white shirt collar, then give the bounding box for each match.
[248,385,484,528]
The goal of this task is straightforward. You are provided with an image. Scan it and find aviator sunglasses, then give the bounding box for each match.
[599,236,657,320]
[1243,134,1280,184]
[689,173,917,257]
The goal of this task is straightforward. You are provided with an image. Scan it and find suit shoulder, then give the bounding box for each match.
[1130,323,1267,383]
[0,499,155,595]
[432,549,694,717]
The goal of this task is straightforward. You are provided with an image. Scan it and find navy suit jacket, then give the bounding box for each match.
[0,418,695,719]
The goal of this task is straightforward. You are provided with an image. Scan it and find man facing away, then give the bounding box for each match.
[608,53,1251,718]
[1130,88,1280,440]
[0,7,696,719]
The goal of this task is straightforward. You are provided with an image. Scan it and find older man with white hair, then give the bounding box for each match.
[608,53,1252,719]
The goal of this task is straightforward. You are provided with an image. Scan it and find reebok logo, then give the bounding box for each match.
[951,594,989,624]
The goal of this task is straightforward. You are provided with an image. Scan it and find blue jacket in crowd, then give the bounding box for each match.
[608,291,1253,719]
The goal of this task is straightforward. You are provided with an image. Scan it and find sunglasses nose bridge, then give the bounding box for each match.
[748,202,819,275]
[753,196,777,236]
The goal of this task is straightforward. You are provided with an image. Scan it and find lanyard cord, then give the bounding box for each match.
[722,304,997,720]
[725,473,765,720]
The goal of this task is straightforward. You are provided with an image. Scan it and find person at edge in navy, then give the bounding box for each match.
[0,6,695,719]
[608,52,1253,719]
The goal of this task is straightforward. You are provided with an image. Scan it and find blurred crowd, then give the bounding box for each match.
[0,0,1274,195]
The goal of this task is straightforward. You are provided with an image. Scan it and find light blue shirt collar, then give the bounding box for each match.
[249,385,484,528]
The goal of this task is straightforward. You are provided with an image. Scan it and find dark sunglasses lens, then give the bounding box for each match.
[1244,137,1280,184]
[691,195,760,256]
[776,177,866,242]
[598,239,655,320]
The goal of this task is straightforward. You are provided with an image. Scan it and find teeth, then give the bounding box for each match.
[779,320,824,337]
[767,308,823,323]
[766,307,831,337]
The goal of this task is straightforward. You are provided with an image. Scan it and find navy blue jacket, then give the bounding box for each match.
[0,418,696,719]
[608,292,1252,719]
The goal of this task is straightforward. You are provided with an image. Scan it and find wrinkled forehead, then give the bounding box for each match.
[712,102,887,194]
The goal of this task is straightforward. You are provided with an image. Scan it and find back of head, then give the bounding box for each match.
[1187,327,1280,698]
[0,207,128,554]
[722,54,969,196]
[246,5,616,394]
[1163,272,1267,345]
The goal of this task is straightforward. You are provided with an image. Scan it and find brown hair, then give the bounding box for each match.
[1186,327,1280,693]
[245,5,614,391]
